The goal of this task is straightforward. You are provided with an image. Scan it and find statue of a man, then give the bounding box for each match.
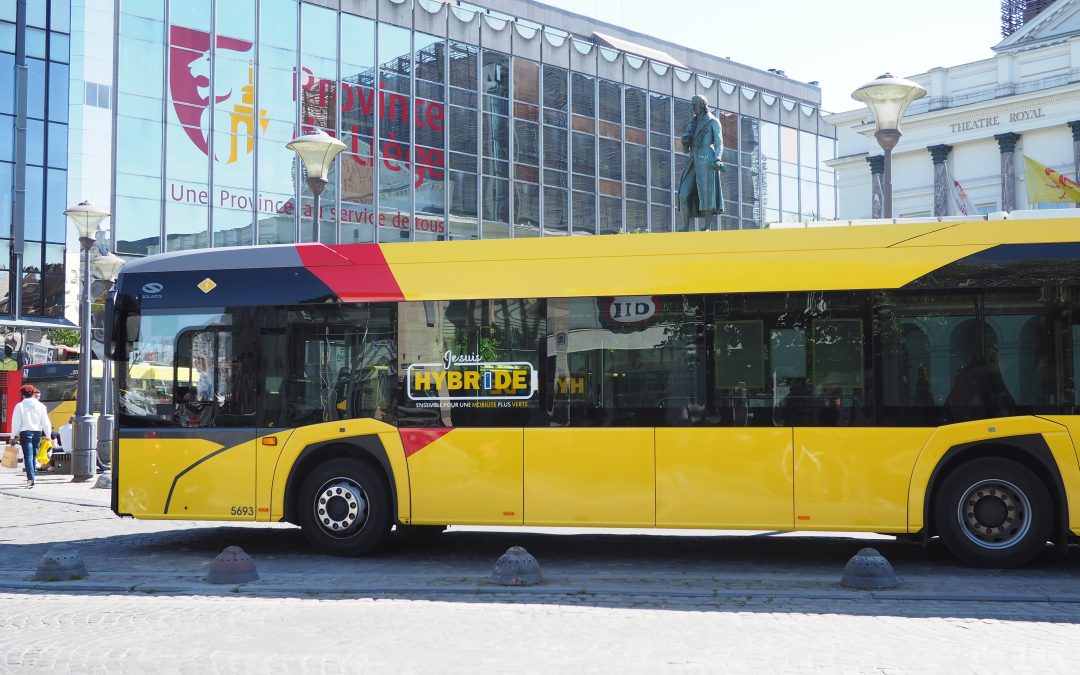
[677,94,725,228]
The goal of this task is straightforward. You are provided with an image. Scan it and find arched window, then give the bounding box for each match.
[1018,316,1052,406]
[948,319,998,378]
[945,320,1014,422]
[901,323,933,406]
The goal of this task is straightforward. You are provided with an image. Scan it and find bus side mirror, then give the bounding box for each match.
[103,289,128,361]
[103,289,116,357]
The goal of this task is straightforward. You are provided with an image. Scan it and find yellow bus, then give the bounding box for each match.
[105,217,1080,567]
[21,360,104,431]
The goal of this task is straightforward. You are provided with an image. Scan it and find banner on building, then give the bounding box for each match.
[1024,156,1080,205]
[946,164,976,216]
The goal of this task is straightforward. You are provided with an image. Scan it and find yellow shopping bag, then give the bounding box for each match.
[37,437,51,466]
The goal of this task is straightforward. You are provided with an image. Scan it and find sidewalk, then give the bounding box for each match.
[0,462,110,507]
[4,462,1080,606]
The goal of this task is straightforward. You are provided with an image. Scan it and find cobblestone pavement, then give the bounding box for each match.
[2,467,1080,673]
[2,592,1079,674]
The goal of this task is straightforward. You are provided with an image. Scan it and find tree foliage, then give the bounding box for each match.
[45,328,81,347]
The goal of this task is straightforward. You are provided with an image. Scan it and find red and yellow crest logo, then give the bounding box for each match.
[169,25,268,164]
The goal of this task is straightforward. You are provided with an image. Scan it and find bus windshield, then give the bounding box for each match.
[34,378,77,403]
[20,361,104,429]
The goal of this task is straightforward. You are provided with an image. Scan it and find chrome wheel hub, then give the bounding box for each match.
[957,479,1031,550]
[315,479,368,537]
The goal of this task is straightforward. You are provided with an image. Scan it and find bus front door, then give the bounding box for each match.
[116,323,258,521]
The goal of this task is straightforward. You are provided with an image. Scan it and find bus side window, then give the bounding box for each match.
[176,326,256,428]
[1071,324,1080,410]
[259,331,286,428]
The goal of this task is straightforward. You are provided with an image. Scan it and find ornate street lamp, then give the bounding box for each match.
[286,129,346,242]
[91,253,124,286]
[852,74,927,219]
[91,252,124,471]
[63,201,109,482]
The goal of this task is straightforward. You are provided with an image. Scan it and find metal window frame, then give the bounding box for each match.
[251,0,259,245]
[372,9,380,242]
[11,0,27,318]
[207,0,216,247]
[407,24,415,242]
[158,0,170,253]
[293,0,302,242]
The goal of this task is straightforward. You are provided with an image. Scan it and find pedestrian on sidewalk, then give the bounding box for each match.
[9,385,52,488]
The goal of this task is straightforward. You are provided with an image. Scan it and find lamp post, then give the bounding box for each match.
[851,74,927,219]
[63,201,109,482]
[286,129,346,242]
[91,252,124,470]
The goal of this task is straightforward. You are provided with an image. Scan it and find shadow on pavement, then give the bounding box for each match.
[3,524,1080,621]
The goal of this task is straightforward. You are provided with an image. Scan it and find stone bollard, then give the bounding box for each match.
[34,544,88,581]
[492,546,542,586]
[92,473,112,490]
[207,546,259,584]
[840,547,898,589]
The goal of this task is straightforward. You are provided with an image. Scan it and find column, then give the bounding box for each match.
[995,132,1021,212]
[866,155,884,219]
[1068,121,1080,184]
[13,0,27,319]
[927,144,952,217]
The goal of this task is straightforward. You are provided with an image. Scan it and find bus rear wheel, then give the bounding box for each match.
[298,458,391,556]
[934,458,1052,568]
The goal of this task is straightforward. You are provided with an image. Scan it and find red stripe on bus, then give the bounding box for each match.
[399,428,454,458]
[296,244,405,301]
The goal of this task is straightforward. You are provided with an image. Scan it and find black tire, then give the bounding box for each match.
[934,457,1052,568]
[297,458,391,556]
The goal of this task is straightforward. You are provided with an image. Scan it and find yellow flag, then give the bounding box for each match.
[1025,156,1080,204]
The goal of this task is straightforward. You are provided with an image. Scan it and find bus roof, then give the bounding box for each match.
[116,217,1080,307]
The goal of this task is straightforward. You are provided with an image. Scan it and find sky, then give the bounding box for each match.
[534,0,1005,113]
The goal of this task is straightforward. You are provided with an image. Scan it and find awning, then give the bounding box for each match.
[0,318,77,330]
[592,31,687,69]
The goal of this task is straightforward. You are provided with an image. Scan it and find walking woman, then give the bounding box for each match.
[9,385,52,488]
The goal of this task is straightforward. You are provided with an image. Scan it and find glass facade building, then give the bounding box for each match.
[113,0,836,255]
[1,0,71,319]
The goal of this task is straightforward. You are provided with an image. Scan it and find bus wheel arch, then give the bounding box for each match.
[283,437,397,528]
[924,437,1065,567]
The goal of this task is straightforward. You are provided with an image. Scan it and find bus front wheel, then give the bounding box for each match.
[934,457,1052,568]
[298,458,392,556]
